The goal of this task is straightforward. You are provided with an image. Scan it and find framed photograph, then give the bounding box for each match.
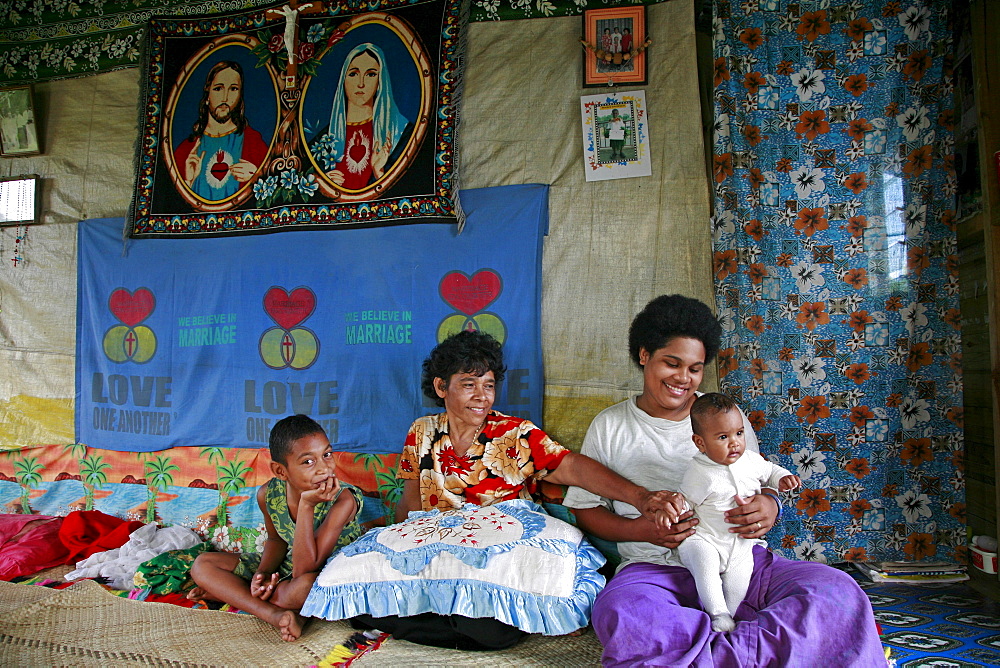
[0,86,40,157]
[0,175,39,225]
[580,90,651,181]
[582,5,648,88]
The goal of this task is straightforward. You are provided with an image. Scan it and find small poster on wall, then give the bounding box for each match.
[580,90,651,182]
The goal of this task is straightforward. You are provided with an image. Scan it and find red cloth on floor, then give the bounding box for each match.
[0,514,70,580]
[58,510,144,561]
[142,592,201,608]
[0,513,55,544]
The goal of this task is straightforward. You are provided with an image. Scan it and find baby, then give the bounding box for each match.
[664,393,801,632]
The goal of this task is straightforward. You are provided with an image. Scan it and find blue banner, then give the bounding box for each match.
[76,185,547,453]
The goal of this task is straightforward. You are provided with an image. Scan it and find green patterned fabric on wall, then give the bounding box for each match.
[0,0,705,86]
[0,0,278,86]
[469,0,675,23]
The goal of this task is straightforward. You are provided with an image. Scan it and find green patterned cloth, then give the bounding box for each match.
[0,0,278,86]
[0,0,692,86]
[233,477,365,582]
[133,541,213,594]
[470,0,666,22]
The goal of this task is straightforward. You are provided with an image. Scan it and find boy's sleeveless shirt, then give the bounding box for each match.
[235,477,365,579]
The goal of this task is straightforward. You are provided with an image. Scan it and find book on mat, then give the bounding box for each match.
[854,561,968,584]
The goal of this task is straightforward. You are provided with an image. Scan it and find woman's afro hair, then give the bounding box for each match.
[628,294,722,367]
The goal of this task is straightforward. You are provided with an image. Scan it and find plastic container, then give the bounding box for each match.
[973,535,998,552]
[970,544,998,575]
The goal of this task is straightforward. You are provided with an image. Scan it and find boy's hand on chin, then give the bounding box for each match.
[300,476,341,507]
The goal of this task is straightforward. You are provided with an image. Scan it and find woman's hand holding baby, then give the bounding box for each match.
[637,490,686,529]
[726,493,779,538]
[653,492,688,529]
[641,511,699,549]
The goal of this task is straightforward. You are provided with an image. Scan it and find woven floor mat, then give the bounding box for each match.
[29,563,75,581]
[0,579,354,667]
[352,630,603,667]
[0,580,63,612]
[0,577,603,666]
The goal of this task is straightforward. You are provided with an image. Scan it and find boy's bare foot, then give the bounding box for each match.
[186,586,208,602]
[276,609,305,641]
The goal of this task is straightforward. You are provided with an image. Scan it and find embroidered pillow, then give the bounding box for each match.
[301,500,605,635]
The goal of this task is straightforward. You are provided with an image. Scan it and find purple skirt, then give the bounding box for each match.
[592,546,886,667]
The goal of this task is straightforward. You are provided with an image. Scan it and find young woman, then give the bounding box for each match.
[563,294,885,667]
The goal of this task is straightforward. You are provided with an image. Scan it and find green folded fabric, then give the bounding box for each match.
[134,542,213,594]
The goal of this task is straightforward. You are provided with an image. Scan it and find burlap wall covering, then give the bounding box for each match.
[0,0,712,449]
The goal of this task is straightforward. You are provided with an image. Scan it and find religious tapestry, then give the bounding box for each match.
[78,184,548,453]
[128,0,465,237]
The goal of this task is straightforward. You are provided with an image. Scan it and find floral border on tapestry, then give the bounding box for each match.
[711,0,963,564]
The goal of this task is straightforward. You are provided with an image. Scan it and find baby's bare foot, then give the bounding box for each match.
[276,609,305,642]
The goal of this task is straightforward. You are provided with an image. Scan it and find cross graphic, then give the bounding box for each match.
[125,330,137,357]
[281,331,295,364]
[266,1,325,90]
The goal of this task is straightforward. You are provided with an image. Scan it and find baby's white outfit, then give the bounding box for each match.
[677,450,792,626]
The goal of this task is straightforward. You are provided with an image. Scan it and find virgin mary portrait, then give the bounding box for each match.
[311,42,413,190]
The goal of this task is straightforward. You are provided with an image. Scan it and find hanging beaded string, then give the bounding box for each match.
[6,178,33,267]
[10,223,26,267]
[0,179,34,267]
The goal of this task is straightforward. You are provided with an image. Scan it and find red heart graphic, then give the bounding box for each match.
[264,287,316,330]
[109,288,155,327]
[210,150,229,181]
[349,142,368,164]
[439,270,502,316]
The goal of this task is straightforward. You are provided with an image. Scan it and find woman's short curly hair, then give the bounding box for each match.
[421,330,507,407]
[628,294,722,367]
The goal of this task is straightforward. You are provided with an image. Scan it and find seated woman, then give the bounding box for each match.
[351,329,671,650]
[562,294,885,666]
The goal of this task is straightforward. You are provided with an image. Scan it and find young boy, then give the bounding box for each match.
[662,393,801,633]
[189,414,365,641]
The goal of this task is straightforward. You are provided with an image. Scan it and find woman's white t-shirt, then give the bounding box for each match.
[562,396,760,570]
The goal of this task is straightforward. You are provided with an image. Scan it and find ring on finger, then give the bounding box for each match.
[755,521,762,530]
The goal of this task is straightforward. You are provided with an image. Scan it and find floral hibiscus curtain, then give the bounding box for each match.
[711,0,962,562]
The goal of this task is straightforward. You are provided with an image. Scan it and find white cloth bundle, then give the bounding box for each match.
[65,523,202,590]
